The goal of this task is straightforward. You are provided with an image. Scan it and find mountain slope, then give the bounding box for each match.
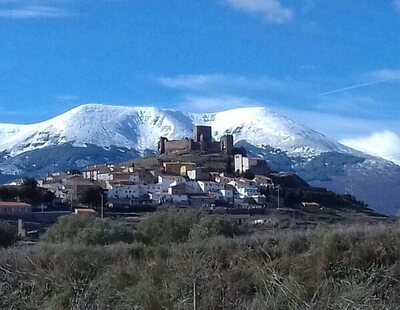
[1,104,399,215]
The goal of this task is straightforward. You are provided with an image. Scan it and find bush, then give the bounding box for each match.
[41,214,134,245]
[135,210,203,244]
[0,221,15,248]
[189,216,244,241]
[135,210,244,244]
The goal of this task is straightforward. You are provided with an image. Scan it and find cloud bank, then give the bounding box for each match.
[340,130,400,165]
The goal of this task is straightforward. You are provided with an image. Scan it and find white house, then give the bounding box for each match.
[238,186,259,198]
[229,180,259,198]
[82,164,111,180]
[252,194,267,204]
[187,168,211,181]
[197,181,225,193]
[149,191,189,205]
[220,186,235,202]
[234,154,266,174]
[168,183,186,195]
[107,184,142,200]
[107,183,162,200]
[158,175,186,192]
[97,172,130,182]
[142,184,162,194]
[149,192,166,204]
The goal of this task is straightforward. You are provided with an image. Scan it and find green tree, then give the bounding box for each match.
[20,178,41,205]
[22,178,38,189]
[0,221,16,248]
[41,190,55,204]
[80,186,104,209]
[0,186,19,201]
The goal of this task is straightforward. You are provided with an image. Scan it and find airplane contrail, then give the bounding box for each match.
[319,77,400,96]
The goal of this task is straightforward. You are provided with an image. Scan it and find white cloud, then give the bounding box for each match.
[0,5,70,18]
[394,0,400,11]
[157,74,291,94]
[0,0,75,19]
[368,69,400,80]
[340,130,400,165]
[222,0,293,24]
[175,95,260,113]
[55,95,79,101]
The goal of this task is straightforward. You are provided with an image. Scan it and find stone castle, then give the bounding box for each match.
[158,125,234,155]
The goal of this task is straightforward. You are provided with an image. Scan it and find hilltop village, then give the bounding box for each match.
[0,125,376,236]
[35,126,281,210]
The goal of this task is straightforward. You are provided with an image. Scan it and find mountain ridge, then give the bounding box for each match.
[0,103,361,157]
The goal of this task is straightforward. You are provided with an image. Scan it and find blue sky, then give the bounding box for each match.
[1,0,400,160]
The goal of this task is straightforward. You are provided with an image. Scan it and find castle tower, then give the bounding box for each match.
[220,135,234,155]
[193,126,212,143]
[158,137,168,154]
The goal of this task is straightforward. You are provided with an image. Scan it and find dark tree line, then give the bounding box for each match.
[0,178,54,206]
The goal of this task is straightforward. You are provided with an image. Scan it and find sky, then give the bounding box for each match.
[1,0,400,162]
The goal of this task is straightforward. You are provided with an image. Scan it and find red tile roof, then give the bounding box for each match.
[0,201,32,208]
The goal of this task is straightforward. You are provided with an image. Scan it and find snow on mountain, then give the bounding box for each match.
[0,103,399,215]
[0,105,189,156]
[0,104,357,159]
[192,107,356,157]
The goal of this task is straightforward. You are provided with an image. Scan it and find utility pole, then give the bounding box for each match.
[277,185,280,209]
[70,193,73,213]
[193,278,198,310]
[100,193,104,219]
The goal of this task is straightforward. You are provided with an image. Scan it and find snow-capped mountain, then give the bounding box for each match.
[0,104,354,158]
[1,104,399,215]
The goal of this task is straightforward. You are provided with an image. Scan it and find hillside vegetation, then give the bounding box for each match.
[0,211,399,309]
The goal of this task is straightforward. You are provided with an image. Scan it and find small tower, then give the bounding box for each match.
[193,126,212,143]
[220,135,234,155]
[158,137,168,155]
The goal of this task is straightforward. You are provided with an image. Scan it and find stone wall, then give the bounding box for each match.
[164,139,194,154]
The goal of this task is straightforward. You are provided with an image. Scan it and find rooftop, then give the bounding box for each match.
[0,201,32,208]
[74,208,96,213]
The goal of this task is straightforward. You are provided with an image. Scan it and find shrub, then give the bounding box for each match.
[41,214,134,245]
[135,210,203,244]
[136,210,245,244]
[2,215,400,309]
[189,216,244,241]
